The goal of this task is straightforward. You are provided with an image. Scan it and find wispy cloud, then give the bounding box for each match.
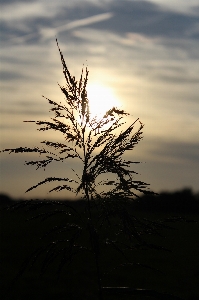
[0,2,53,21]
[57,12,113,31]
[40,12,114,41]
[2,11,114,44]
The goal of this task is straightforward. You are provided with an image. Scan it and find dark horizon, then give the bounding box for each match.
[1,187,199,215]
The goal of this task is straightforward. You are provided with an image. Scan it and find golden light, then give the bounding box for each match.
[87,83,120,118]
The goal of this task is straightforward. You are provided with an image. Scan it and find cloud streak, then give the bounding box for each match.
[2,10,114,44]
[40,12,114,41]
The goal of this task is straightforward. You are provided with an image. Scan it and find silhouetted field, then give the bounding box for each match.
[0,189,199,300]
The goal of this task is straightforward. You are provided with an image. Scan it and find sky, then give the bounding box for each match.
[0,0,199,199]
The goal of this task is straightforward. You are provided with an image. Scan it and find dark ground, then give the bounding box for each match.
[0,189,199,300]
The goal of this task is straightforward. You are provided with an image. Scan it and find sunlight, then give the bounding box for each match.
[87,83,120,118]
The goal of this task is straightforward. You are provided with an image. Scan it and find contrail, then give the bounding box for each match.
[56,12,114,32]
[4,12,114,45]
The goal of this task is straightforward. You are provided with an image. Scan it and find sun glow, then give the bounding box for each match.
[87,83,120,118]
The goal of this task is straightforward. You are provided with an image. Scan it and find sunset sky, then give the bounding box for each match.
[0,0,199,199]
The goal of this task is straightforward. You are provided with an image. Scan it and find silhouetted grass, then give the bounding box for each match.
[1,40,198,299]
[1,192,199,299]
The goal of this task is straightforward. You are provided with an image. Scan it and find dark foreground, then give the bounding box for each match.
[0,189,199,300]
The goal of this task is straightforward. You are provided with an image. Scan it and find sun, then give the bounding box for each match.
[87,83,120,118]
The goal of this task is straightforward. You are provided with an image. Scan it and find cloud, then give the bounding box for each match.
[0,70,24,81]
[71,1,199,40]
[152,73,199,84]
[1,0,199,47]
[0,0,35,4]
[58,12,113,31]
[1,5,113,45]
[0,2,53,21]
[150,0,199,14]
[40,12,114,41]
[148,140,199,164]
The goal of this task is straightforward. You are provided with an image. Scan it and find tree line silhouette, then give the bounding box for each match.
[1,188,198,213]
